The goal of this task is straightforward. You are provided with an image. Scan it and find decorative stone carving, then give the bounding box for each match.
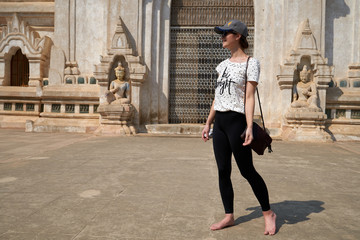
[0,13,53,87]
[96,103,136,135]
[64,61,81,84]
[100,62,130,105]
[347,63,360,87]
[94,17,147,135]
[291,65,320,111]
[96,62,135,135]
[277,19,333,141]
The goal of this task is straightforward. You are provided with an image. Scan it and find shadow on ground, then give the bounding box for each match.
[235,200,325,231]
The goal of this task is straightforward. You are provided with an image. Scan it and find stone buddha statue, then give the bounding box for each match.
[97,61,136,135]
[291,65,320,110]
[103,62,130,105]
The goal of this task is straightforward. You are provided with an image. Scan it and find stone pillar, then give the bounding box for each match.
[28,59,43,87]
[160,0,171,124]
[130,81,142,128]
[54,0,70,61]
[278,63,296,117]
[54,0,79,81]
[347,0,360,85]
[0,58,5,85]
[141,0,170,124]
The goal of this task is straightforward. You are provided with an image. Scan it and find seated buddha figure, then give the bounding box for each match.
[104,62,130,105]
[291,65,320,110]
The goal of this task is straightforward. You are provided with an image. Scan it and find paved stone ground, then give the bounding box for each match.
[0,129,359,240]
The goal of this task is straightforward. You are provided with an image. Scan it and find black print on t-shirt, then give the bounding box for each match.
[216,67,235,95]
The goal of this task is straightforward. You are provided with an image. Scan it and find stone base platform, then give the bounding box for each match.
[94,124,136,136]
[25,118,99,133]
[283,110,332,142]
[0,115,39,129]
[326,120,360,141]
[96,103,136,135]
[282,125,332,142]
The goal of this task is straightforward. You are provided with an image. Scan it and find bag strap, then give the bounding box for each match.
[244,57,273,153]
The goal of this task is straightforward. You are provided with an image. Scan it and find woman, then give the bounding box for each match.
[201,20,276,235]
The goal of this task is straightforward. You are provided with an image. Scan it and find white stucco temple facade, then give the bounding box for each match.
[0,0,359,141]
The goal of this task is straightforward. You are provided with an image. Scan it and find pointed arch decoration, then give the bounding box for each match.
[0,13,53,87]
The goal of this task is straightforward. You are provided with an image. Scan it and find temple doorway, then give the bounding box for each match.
[169,0,255,123]
[11,49,29,86]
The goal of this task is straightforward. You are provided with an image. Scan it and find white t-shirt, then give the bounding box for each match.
[214,58,260,114]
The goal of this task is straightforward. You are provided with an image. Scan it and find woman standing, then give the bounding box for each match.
[201,20,276,235]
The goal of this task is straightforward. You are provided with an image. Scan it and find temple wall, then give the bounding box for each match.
[0,0,359,138]
[75,0,111,76]
[53,0,359,129]
[253,0,326,130]
[74,0,140,76]
[54,0,121,76]
[253,0,359,135]
[326,0,358,80]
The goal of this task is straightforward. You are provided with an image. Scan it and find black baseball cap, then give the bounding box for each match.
[214,20,248,38]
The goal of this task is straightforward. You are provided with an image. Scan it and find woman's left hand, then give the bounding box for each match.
[243,127,253,146]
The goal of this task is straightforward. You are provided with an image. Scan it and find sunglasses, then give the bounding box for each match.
[221,31,236,38]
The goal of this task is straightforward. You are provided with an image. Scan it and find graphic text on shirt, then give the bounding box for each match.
[216,67,235,95]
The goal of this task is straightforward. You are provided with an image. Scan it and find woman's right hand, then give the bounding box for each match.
[242,126,254,146]
[202,124,210,142]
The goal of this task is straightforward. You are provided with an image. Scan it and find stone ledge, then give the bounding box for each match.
[42,85,99,100]
[26,118,99,133]
[145,124,204,135]
[0,2,54,13]
[145,123,281,138]
[0,86,40,98]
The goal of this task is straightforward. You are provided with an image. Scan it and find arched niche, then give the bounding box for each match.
[0,14,53,87]
[277,20,333,141]
[11,48,29,86]
[94,17,147,130]
[277,19,333,116]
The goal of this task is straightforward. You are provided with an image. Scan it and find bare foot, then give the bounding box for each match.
[263,210,276,235]
[210,214,235,231]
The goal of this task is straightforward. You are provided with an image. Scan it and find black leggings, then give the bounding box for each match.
[213,111,270,213]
